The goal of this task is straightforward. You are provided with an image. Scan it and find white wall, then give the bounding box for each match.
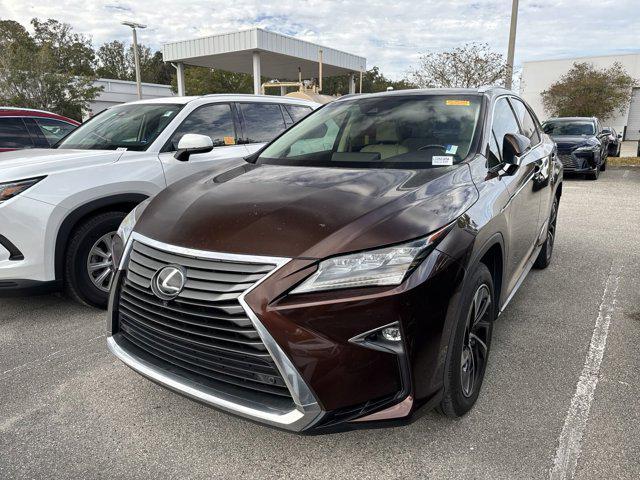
[86,78,175,119]
[521,53,640,137]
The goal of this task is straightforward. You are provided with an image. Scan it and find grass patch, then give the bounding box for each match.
[608,157,640,166]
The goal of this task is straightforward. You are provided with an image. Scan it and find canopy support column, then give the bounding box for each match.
[172,62,186,96]
[252,51,261,95]
[349,73,356,94]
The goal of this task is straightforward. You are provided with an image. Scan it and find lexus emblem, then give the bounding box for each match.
[151,265,187,300]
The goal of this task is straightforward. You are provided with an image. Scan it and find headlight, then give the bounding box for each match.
[291,226,450,294]
[113,199,151,266]
[0,176,46,203]
[575,144,598,152]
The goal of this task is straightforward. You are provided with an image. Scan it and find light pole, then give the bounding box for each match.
[121,21,147,99]
[505,0,519,90]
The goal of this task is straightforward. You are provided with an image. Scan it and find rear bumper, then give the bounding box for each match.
[106,233,465,433]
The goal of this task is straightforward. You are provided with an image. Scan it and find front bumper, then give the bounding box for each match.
[107,233,464,432]
[557,150,598,172]
[0,195,59,289]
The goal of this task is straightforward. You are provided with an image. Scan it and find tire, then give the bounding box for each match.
[439,263,495,418]
[64,211,126,309]
[586,164,600,180]
[600,158,607,171]
[534,196,559,269]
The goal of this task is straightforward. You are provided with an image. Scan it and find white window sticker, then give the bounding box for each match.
[445,144,458,155]
[432,155,454,166]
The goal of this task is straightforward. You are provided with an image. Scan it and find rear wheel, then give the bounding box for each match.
[64,211,126,308]
[439,263,495,418]
[534,196,559,269]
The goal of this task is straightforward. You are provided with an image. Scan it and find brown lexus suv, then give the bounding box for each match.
[106,87,562,433]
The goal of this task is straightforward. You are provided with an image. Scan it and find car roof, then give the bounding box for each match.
[0,107,80,124]
[332,86,517,103]
[124,94,319,108]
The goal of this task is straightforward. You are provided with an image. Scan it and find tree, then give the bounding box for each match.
[30,18,96,76]
[96,40,173,84]
[96,40,129,80]
[0,18,100,119]
[541,62,637,119]
[172,66,253,95]
[323,66,415,95]
[406,42,508,88]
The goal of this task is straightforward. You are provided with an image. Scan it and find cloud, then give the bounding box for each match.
[1,0,638,80]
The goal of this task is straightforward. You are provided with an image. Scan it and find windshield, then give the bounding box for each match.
[258,95,482,169]
[57,104,182,151]
[542,121,595,136]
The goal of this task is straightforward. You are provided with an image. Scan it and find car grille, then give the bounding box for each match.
[558,154,578,170]
[115,240,292,401]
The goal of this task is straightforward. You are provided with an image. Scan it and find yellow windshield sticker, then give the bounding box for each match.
[446,100,471,106]
[223,136,235,145]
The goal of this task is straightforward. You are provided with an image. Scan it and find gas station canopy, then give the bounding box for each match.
[162,28,366,95]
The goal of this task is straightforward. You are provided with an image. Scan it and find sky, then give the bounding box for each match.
[1,0,639,80]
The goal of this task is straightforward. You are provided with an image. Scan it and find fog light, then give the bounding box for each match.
[381,326,402,342]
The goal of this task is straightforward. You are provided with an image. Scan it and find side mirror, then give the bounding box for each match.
[618,134,623,139]
[502,133,531,166]
[174,134,214,161]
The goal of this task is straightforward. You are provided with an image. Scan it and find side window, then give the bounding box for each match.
[239,103,286,143]
[509,98,541,144]
[168,103,235,151]
[34,118,77,145]
[285,105,313,122]
[0,117,34,149]
[491,98,520,158]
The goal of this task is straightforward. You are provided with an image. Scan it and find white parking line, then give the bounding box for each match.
[549,264,621,480]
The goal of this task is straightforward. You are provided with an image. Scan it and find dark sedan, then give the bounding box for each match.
[542,117,608,180]
[106,87,562,433]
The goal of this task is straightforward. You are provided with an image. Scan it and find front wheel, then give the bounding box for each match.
[439,263,495,418]
[64,211,126,308]
[586,164,600,180]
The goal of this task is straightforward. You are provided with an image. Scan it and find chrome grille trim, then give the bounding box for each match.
[107,232,324,432]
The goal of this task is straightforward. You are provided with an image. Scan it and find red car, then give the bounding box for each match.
[0,107,80,152]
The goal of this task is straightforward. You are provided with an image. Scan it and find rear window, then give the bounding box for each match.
[0,117,33,149]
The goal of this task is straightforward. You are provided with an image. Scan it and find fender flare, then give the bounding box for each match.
[466,232,506,308]
[54,193,148,281]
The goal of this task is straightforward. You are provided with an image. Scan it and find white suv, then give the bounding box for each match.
[0,94,318,307]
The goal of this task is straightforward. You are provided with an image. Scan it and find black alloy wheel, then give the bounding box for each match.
[460,284,492,398]
[439,262,495,417]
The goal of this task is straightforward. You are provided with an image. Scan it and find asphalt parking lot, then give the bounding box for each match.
[1,166,639,480]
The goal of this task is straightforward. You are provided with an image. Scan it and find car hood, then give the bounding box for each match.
[0,148,123,182]
[549,135,597,149]
[135,162,479,259]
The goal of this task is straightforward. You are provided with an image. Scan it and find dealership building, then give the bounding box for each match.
[521,52,640,140]
[85,78,175,119]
